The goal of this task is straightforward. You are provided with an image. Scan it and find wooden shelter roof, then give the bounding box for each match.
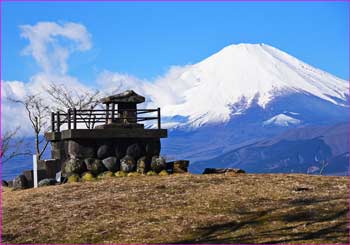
[100,90,145,104]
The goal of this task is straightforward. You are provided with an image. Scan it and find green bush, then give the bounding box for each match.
[97,171,114,179]
[114,171,127,177]
[159,170,169,176]
[127,172,141,177]
[68,174,80,183]
[81,172,95,182]
[146,171,158,176]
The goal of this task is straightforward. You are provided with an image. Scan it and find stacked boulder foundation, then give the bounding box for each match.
[60,138,187,181]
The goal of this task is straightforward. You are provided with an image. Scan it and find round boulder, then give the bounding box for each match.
[114,144,126,159]
[2,180,8,187]
[102,156,120,172]
[126,143,143,160]
[151,156,166,173]
[120,155,136,173]
[68,140,96,159]
[145,140,161,157]
[38,178,57,187]
[97,144,114,159]
[84,158,96,171]
[13,175,28,190]
[90,159,107,176]
[136,156,150,174]
[63,158,87,177]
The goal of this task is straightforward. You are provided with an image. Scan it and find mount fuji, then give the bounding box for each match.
[159,43,349,173]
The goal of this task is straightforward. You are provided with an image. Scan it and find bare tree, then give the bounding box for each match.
[1,127,31,163]
[9,95,50,160]
[45,83,101,129]
[319,160,329,175]
[45,83,100,111]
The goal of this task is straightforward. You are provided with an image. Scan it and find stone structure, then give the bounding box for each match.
[44,90,168,178]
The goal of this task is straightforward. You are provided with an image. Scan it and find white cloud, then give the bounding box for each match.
[96,65,193,112]
[2,21,94,136]
[20,21,92,75]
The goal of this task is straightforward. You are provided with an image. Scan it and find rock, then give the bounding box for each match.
[88,159,107,175]
[84,158,95,171]
[81,172,95,182]
[136,157,151,174]
[97,144,114,159]
[146,171,157,176]
[202,168,246,174]
[22,170,34,188]
[42,159,61,179]
[145,140,161,157]
[68,140,96,159]
[151,156,166,173]
[13,175,28,190]
[62,158,87,177]
[115,171,127,177]
[102,157,120,172]
[173,160,190,173]
[38,178,57,187]
[67,174,80,183]
[159,170,169,176]
[114,144,126,159]
[2,180,8,187]
[126,143,143,160]
[97,171,114,179]
[127,172,141,177]
[165,161,174,173]
[120,155,136,173]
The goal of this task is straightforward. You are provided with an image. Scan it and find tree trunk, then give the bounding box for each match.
[35,133,40,160]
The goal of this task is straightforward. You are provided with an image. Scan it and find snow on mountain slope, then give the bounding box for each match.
[263,114,301,127]
[158,43,348,127]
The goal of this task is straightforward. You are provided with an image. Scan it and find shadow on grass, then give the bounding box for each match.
[170,196,349,244]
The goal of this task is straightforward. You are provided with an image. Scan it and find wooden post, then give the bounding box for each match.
[157,107,161,129]
[56,111,60,132]
[111,103,115,121]
[51,112,55,132]
[106,103,110,123]
[73,108,77,129]
[67,109,71,130]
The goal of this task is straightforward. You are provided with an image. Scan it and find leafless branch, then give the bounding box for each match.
[1,127,32,163]
[8,94,50,160]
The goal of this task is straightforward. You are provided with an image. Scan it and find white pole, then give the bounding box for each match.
[33,154,38,188]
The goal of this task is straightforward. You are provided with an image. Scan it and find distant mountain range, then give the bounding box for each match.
[190,123,349,175]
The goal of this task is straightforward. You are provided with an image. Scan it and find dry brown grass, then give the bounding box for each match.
[2,173,349,244]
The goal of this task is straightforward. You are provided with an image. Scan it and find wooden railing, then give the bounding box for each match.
[51,108,161,132]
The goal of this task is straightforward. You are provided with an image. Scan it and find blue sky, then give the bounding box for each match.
[2,1,349,83]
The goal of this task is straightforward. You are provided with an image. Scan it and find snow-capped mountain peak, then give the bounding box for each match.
[263,114,301,127]
[160,43,348,128]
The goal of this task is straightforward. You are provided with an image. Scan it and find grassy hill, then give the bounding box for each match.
[2,173,349,244]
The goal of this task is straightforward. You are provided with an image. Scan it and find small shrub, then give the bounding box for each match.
[81,172,95,182]
[97,171,114,179]
[115,171,127,177]
[159,170,169,176]
[67,174,80,183]
[146,171,158,176]
[127,172,141,177]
